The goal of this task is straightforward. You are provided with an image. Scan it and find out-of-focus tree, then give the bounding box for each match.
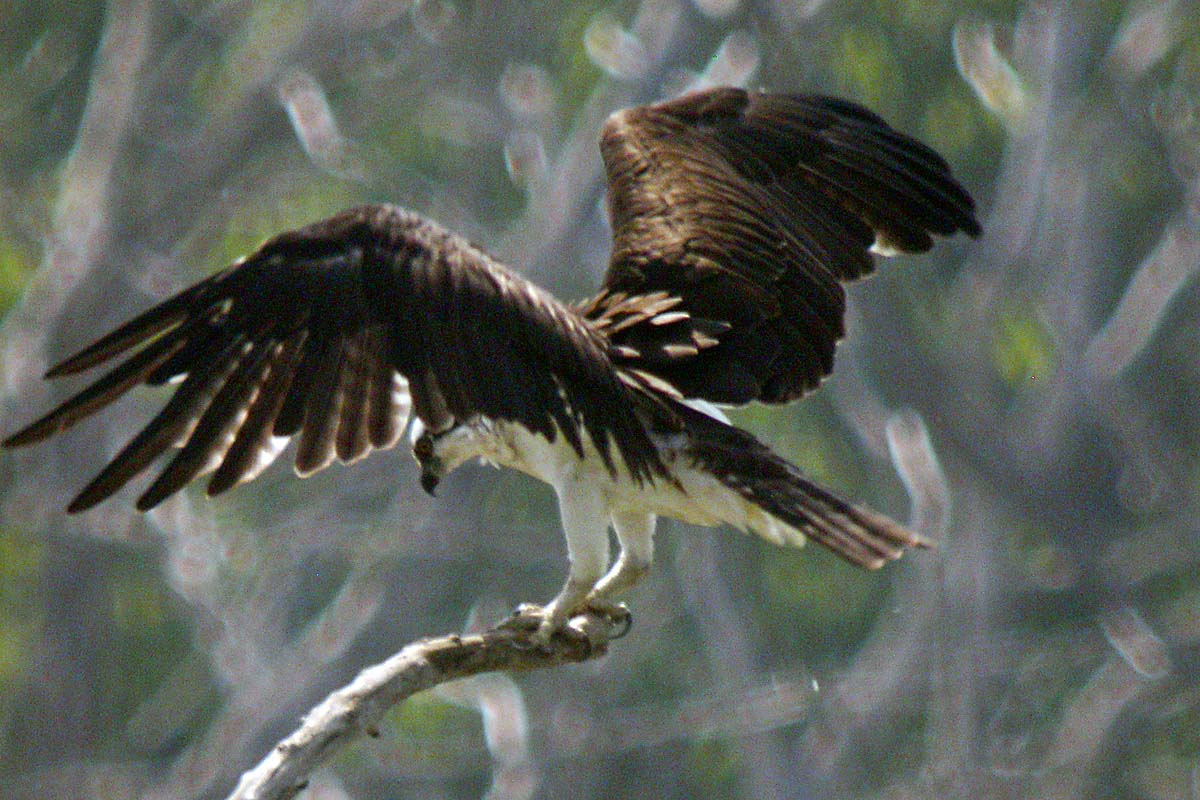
[0,1,1196,799]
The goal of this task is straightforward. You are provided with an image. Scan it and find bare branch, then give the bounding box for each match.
[225,610,621,800]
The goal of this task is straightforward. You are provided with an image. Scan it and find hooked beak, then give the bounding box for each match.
[419,466,440,497]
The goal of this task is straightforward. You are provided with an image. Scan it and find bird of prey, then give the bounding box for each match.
[4,87,979,642]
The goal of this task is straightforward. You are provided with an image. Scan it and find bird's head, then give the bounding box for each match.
[409,418,478,496]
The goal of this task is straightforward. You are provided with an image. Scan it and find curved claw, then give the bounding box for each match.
[504,602,544,628]
[604,604,633,639]
[583,600,632,638]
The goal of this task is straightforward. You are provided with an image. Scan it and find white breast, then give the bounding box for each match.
[481,421,740,526]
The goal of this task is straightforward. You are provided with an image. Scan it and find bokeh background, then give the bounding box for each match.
[1,1,1197,798]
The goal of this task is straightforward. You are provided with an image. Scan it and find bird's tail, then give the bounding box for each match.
[677,402,929,569]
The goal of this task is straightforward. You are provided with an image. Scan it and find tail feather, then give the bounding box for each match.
[741,462,926,569]
[677,402,928,569]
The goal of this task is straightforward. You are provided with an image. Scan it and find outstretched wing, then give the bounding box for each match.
[4,205,662,512]
[589,87,980,405]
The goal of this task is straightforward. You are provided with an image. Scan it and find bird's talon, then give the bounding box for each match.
[601,603,633,638]
[501,603,542,629]
[579,598,633,637]
[533,619,560,648]
[499,603,569,648]
[503,600,630,648]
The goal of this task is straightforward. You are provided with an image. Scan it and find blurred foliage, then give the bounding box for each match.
[0,1,1198,799]
[991,303,1056,387]
[0,527,43,690]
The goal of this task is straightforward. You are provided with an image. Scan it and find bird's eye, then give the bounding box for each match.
[413,434,434,461]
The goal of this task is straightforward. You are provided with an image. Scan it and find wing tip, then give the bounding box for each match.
[3,424,50,449]
[66,489,102,515]
[134,493,163,513]
[962,214,983,239]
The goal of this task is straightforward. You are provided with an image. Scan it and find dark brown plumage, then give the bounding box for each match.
[7,207,664,511]
[593,88,979,404]
[3,87,979,575]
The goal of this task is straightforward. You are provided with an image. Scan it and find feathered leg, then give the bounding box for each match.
[587,510,655,606]
[521,479,611,644]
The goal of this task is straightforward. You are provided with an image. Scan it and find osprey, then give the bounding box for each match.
[4,87,979,641]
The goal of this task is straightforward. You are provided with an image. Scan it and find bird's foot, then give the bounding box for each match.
[502,600,632,648]
[498,602,559,648]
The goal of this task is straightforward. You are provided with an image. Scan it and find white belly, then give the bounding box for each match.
[483,420,748,529]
